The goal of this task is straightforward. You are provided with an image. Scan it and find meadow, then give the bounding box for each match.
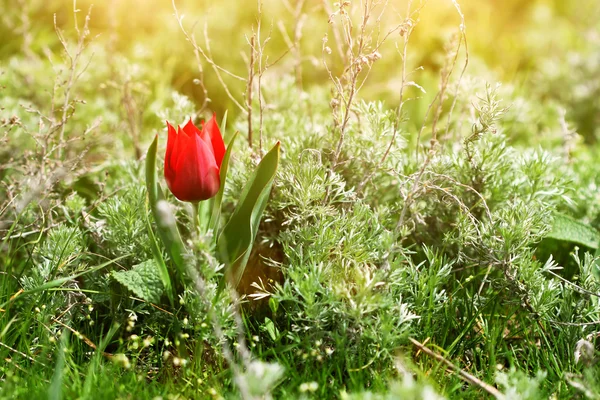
[1,0,600,398]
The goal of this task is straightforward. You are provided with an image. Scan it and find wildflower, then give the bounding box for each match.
[575,339,595,366]
[164,115,225,202]
[112,354,131,369]
[299,382,319,393]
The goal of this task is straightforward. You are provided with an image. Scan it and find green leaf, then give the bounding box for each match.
[594,248,600,281]
[145,135,186,270]
[82,322,120,397]
[546,212,600,249]
[49,328,70,400]
[145,200,173,305]
[145,135,160,206]
[112,260,164,303]
[71,174,102,202]
[209,131,239,234]
[221,110,230,142]
[263,317,280,342]
[218,141,280,288]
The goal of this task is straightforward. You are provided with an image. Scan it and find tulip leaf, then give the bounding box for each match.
[209,131,239,234]
[546,212,600,249]
[221,110,230,142]
[218,141,280,288]
[145,200,173,305]
[145,135,185,290]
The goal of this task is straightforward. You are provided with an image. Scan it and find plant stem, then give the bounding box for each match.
[192,201,200,233]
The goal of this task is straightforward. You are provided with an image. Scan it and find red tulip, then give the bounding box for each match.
[164,114,225,202]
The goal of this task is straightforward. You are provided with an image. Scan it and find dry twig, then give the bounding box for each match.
[410,338,505,399]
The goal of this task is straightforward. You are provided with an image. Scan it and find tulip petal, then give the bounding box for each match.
[165,127,188,198]
[171,131,220,201]
[170,126,189,172]
[164,122,178,184]
[182,117,220,162]
[203,114,226,167]
[182,118,202,137]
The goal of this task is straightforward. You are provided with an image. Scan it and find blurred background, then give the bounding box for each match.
[1,0,599,146]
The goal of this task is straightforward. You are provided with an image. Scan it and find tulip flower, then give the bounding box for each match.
[164,115,225,202]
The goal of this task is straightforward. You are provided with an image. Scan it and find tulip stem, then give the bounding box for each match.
[193,200,212,235]
[192,202,200,233]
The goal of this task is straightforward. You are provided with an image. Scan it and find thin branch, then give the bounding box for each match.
[547,320,600,327]
[171,0,209,113]
[358,0,430,191]
[54,2,93,159]
[172,0,246,113]
[410,338,506,400]
[0,341,48,367]
[246,35,256,148]
[443,0,469,140]
[396,1,468,233]
[544,269,600,298]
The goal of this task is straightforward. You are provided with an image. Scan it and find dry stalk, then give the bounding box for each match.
[320,0,346,64]
[331,0,376,167]
[256,2,273,155]
[52,317,113,358]
[54,1,94,160]
[410,338,506,399]
[0,340,48,366]
[280,0,307,89]
[121,80,144,159]
[171,0,209,114]
[321,0,390,201]
[246,35,256,148]
[244,0,275,153]
[172,0,280,153]
[443,0,469,140]
[1,2,99,234]
[396,0,469,234]
[358,0,429,192]
[172,0,246,117]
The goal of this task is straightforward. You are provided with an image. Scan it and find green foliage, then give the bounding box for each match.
[112,260,164,303]
[96,186,153,263]
[2,0,600,399]
[547,212,600,249]
[495,368,548,400]
[341,376,445,400]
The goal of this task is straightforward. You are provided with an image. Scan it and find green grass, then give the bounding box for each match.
[2,0,600,399]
